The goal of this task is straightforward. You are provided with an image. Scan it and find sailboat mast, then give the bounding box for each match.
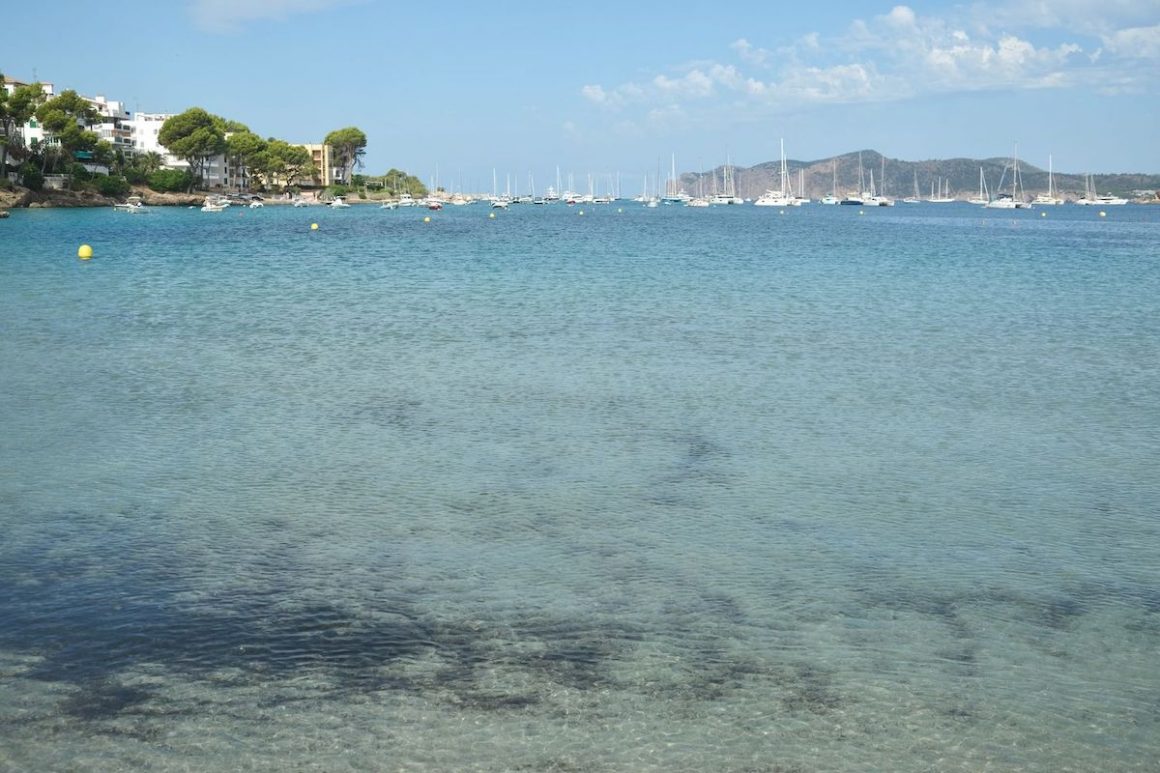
[780,139,786,197]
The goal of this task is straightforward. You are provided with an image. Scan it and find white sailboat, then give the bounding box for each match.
[821,158,839,204]
[1033,155,1064,205]
[840,153,865,205]
[685,163,710,207]
[711,155,743,205]
[1075,173,1127,205]
[968,167,989,205]
[867,156,893,206]
[927,176,955,203]
[986,144,1031,209]
[754,139,796,207]
[794,168,811,205]
[661,153,691,204]
[902,169,921,203]
[863,168,894,206]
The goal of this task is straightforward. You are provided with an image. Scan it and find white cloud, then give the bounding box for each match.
[188,0,361,33]
[731,38,770,65]
[886,5,918,29]
[968,0,1160,38]
[775,63,883,104]
[653,69,715,98]
[1102,24,1160,59]
[573,1,1154,125]
[580,85,608,105]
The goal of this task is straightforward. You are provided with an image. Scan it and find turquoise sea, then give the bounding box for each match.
[1,201,1158,771]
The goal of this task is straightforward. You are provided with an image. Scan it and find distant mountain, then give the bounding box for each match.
[682,150,1160,201]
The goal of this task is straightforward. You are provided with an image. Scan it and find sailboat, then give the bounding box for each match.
[710,155,744,205]
[1033,155,1064,205]
[840,153,865,205]
[661,153,691,204]
[903,169,921,203]
[1074,172,1127,206]
[821,158,839,204]
[927,176,955,203]
[755,139,796,207]
[863,168,883,206]
[968,167,989,205]
[794,168,811,205]
[685,164,710,207]
[985,144,1031,209]
[862,157,894,206]
[868,156,894,206]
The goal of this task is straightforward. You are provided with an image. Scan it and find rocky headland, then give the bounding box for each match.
[0,186,208,210]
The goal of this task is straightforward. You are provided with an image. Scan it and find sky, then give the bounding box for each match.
[5,1,1159,192]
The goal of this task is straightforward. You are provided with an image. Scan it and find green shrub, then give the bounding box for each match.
[97,175,131,196]
[147,168,193,193]
[69,163,94,183]
[20,164,43,192]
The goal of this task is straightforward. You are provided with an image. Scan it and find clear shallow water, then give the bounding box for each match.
[1,201,1158,771]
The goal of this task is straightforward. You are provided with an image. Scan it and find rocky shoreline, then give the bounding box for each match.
[0,186,212,210]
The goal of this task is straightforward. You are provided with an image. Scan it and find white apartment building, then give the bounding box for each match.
[128,112,243,189]
[86,95,134,158]
[1,78,56,152]
[128,112,185,168]
[6,75,341,190]
[3,80,130,172]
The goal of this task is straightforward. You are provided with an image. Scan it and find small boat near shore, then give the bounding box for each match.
[113,196,149,213]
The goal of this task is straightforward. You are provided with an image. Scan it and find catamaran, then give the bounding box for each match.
[985,145,1032,209]
[754,139,796,207]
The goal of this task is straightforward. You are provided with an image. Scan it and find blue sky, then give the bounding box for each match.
[5,1,1158,191]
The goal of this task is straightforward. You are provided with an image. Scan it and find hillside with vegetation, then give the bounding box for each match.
[687,151,1160,201]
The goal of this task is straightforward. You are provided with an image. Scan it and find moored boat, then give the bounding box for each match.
[113,196,148,213]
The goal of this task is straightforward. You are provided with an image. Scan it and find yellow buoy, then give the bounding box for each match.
[424,216,431,223]
[1099,211,1107,217]
[77,244,93,259]
[489,212,496,219]
[310,223,319,230]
